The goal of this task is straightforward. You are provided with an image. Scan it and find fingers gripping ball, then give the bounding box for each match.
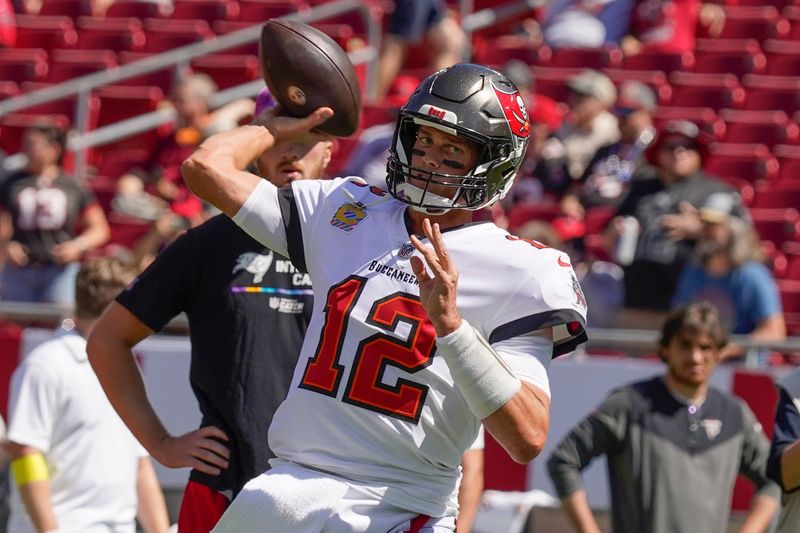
[259,19,362,137]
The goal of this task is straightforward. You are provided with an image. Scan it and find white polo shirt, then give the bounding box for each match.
[7,326,147,533]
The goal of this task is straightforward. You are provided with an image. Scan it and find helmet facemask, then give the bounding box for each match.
[386,64,530,214]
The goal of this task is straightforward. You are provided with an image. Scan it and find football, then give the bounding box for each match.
[259,19,362,137]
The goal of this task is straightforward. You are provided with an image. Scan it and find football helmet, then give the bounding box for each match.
[386,63,530,213]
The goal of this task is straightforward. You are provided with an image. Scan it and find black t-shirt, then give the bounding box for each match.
[0,171,97,264]
[615,171,746,310]
[116,214,313,494]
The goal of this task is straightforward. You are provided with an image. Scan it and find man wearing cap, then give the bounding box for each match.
[579,80,658,208]
[672,192,785,350]
[558,69,619,184]
[607,119,748,323]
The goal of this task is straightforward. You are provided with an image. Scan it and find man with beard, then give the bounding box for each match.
[547,302,779,533]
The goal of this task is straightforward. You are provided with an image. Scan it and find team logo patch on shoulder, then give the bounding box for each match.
[331,203,367,233]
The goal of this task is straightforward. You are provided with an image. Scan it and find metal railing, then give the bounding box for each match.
[1,0,542,178]
[2,300,798,367]
[0,0,382,178]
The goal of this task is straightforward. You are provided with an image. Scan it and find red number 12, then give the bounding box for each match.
[299,276,436,423]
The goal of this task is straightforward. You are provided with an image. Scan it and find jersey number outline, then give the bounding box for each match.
[299,275,436,423]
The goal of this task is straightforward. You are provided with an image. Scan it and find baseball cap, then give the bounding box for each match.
[566,69,617,107]
[698,192,736,224]
[647,119,710,163]
[614,81,657,113]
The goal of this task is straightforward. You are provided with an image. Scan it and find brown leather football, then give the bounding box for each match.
[259,19,362,137]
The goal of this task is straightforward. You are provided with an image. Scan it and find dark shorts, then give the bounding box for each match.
[178,480,231,533]
[389,0,446,43]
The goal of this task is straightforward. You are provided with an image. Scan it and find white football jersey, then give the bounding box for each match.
[236,177,587,517]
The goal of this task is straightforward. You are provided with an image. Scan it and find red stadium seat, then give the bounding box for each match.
[237,0,309,23]
[0,113,70,155]
[0,81,19,101]
[743,84,800,116]
[784,255,800,281]
[529,66,582,103]
[584,205,615,235]
[46,49,118,84]
[86,175,118,213]
[713,6,791,41]
[74,16,146,53]
[473,35,541,67]
[785,6,800,41]
[142,19,216,53]
[543,46,623,70]
[108,216,153,249]
[39,0,92,18]
[668,72,745,111]
[778,280,800,336]
[116,52,177,93]
[17,82,100,129]
[703,150,779,186]
[693,50,766,76]
[190,53,261,90]
[310,23,357,51]
[326,136,361,177]
[359,102,398,129]
[720,110,800,148]
[170,0,240,21]
[95,148,150,179]
[774,144,800,183]
[94,84,165,128]
[603,69,672,105]
[14,15,77,52]
[752,188,800,209]
[622,50,694,73]
[210,20,259,55]
[105,0,163,18]
[0,48,49,84]
[750,208,800,249]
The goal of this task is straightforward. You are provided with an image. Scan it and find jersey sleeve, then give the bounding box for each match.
[487,248,588,358]
[7,360,61,453]
[738,399,782,499]
[277,177,362,272]
[768,384,800,491]
[546,387,631,498]
[115,228,200,332]
[493,329,553,398]
[232,179,289,258]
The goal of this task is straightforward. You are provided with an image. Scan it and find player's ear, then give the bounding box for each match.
[321,139,337,170]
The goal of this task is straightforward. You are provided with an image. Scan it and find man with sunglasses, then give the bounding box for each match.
[606,119,748,326]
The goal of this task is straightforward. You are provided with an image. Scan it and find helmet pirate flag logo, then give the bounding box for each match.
[492,83,530,139]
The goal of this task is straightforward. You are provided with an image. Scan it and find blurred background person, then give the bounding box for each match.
[607,119,748,328]
[548,302,780,533]
[0,123,110,305]
[622,0,725,56]
[578,80,658,209]
[558,70,619,187]
[6,257,169,533]
[375,0,466,98]
[767,367,800,533]
[539,0,636,49]
[672,194,786,359]
[0,0,15,48]
[113,74,254,227]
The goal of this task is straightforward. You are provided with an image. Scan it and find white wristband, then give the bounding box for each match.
[436,319,521,420]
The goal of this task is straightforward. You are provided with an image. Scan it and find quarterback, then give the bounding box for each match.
[182,64,588,531]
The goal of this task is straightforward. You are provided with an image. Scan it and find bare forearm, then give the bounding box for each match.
[737,494,779,533]
[561,490,603,533]
[18,480,58,533]
[457,449,484,533]
[136,458,170,533]
[484,382,549,464]
[781,440,800,490]
[87,325,170,453]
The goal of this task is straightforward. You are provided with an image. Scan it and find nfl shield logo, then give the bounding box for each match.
[398,242,415,260]
[269,297,280,309]
[330,203,367,233]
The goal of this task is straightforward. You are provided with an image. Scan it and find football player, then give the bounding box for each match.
[180,63,588,532]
